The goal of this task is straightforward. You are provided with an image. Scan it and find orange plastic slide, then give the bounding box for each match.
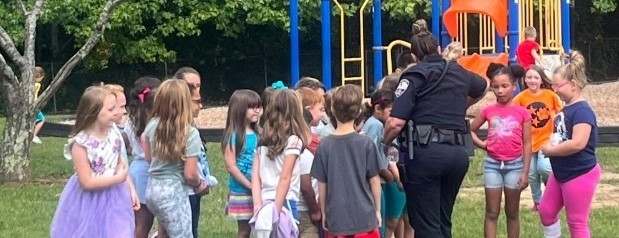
[444,0,510,79]
[457,53,509,81]
[443,0,508,38]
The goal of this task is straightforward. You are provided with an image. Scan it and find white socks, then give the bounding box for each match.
[543,220,562,238]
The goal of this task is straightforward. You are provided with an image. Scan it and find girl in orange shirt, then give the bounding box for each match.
[513,65,563,211]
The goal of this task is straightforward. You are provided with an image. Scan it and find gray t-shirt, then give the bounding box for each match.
[310,132,381,235]
[146,117,202,182]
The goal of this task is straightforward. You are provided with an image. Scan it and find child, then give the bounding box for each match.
[470,63,532,238]
[222,89,262,238]
[516,26,541,70]
[297,87,324,154]
[298,108,321,237]
[103,84,129,163]
[512,65,563,211]
[126,77,161,238]
[539,50,601,238]
[295,88,323,237]
[32,66,46,144]
[251,88,311,237]
[259,81,284,128]
[317,89,337,140]
[185,80,217,238]
[442,41,464,61]
[295,76,326,96]
[50,86,139,237]
[143,79,206,238]
[363,89,406,238]
[295,77,330,134]
[311,84,382,237]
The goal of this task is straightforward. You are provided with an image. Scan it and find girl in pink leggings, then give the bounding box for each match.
[540,50,601,238]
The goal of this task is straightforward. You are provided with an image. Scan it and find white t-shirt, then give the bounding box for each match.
[259,135,303,202]
[296,149,318,212]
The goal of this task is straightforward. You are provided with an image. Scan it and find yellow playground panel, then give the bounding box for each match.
[334,0,371,95]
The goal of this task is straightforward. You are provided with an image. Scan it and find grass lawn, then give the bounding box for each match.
[0,120,618,237]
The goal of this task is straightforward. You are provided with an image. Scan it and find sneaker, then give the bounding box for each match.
[532,203,539,212]
[32,136,42,144]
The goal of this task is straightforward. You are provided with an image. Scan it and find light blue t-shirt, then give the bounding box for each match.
[228,132,258,194]
[362,116,389,167]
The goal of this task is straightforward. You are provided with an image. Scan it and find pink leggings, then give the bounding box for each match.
[539,164,601,238]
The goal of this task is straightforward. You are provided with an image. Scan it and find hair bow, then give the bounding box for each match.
[271,81,288,90]
[138,87,151,103]
[371,96,388,106]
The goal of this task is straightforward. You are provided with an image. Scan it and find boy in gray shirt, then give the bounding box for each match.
[310,85,383,237]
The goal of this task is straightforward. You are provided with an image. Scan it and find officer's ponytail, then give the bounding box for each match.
[486,63,525,84]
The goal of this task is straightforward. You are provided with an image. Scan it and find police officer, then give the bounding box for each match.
[382,27,488,237]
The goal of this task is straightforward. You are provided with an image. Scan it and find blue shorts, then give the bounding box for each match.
[483,156,524,190]
[129,158,149,204]
[35,112,45,123]
[285,200,299,221]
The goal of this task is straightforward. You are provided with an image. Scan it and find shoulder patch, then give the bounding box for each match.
[395,79,410,97]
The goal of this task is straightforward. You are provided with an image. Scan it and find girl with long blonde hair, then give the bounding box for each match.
[143,79,206,237]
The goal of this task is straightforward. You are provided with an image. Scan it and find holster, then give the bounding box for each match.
[396,120,417,184]
[413,125,433,146]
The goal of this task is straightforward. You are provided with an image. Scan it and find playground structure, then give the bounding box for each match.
[289,0,572,94]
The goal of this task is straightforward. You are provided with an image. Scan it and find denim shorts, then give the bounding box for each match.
[483,156,524,189]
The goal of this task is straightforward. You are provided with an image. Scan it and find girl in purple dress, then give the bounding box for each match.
[50,86,139,237]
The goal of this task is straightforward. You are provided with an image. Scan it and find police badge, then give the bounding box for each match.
[395,79,410,97]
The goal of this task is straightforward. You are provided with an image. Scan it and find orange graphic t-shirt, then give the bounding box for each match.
[513,89,563,152]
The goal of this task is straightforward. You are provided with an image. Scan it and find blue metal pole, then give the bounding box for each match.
[373,0,383,87]
[321,0,332,89]
[432,0,440,40]
[291,0,300,87]
[561,0,571,53]
[440,0,452,49]
[496,33,505,53]
[508,0,519,64]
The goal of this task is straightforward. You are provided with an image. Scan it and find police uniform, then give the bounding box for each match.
[391,54,486,238]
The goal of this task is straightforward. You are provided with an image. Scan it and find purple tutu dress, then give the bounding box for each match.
[50,129,135,238]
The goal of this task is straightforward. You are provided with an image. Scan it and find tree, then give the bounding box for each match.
[0,0,124,181]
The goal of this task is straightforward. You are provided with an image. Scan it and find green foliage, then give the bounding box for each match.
[592,0,617,13]
[0,2,25,44]
[1,0,432,68]
[383,0,432,20]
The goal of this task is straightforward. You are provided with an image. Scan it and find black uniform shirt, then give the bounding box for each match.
[391,55,487,133]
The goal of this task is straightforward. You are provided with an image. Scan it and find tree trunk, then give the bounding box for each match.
[0,85,35,181]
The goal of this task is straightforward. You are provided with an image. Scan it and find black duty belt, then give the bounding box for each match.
[411,126,464,146]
